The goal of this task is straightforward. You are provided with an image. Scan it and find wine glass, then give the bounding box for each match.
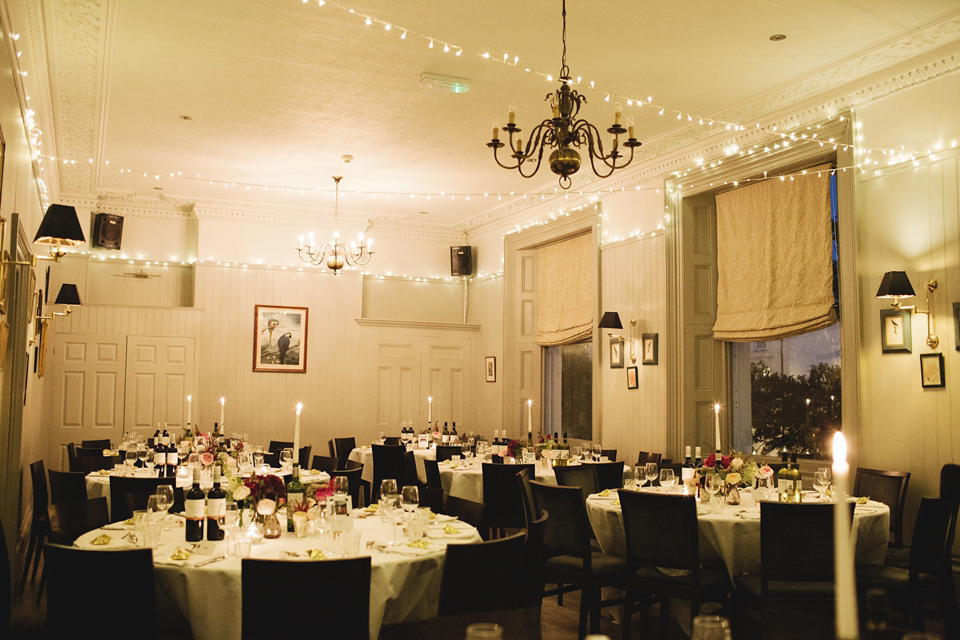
[592,443,603,462]
[814,467,832,501]
[137,446,149,469]
[124,450,138,475]
[146,495,165,524]
[401,485,420,516]
[279,448,294,471]
[380,479,399,508]
[622,467,636,490]
[703,473,722,499]
[644,463,659,488]
[155,484,175,526]
[333,475,350,499]
[659,468,676,492]
[570,446,582,463]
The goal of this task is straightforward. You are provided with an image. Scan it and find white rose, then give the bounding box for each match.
[730,457,744,471]
[233,485,250,501]
[256,498,276,515]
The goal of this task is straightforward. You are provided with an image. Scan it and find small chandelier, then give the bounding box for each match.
[296,176,373,275]
[487,0,641,189]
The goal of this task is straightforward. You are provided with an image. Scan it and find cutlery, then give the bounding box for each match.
[194,554,230,567]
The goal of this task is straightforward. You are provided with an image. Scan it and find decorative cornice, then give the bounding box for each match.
[355,318,480,332]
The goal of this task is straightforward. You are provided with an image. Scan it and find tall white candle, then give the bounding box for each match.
[527,399,533,433]
[294,402,302,459]
[714,403,721,453]
[219,397,225,430]
[427,396,432,424]
[832,431,858,639]
[186,395,192,425]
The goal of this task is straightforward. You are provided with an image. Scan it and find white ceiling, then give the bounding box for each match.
[24,0,960,230]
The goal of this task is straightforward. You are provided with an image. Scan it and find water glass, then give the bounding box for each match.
[592,443,602,461]
[253,452,264,470]
[659,468,676,492]
[644,463,659,487]
[279,448,294,471]
[401,485,420,515]
[343,529,362,556]
[141,517,162,548]
[132,510,148,541]
[622,467,636,490]
[233,533,252,558]
[292,512,309,538]
[691,615,732,640]
[333,475,350,498]
[465,623,503,640]
[814,467,832,501]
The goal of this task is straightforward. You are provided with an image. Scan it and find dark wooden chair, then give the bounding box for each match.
[242,557,370,640]
[311,455,339,474]
[636,451,663,466]
[48,469,89,505]
[600,449,618,461]
[439,533,527,616]
[334,437,357,470]
[267,440,293,454]
[330,467,363,507]
[66,442,79,472]
[327,439,336,458]
[81,439,112,449]
[0,515,10,636]
[19,461,50,596]
[854,467,910,548]
[371,444,414,503]
[297,445,312,469]
[383,436,401,446]
[619,490,731,638]
[481,463,535,538]
[435,445,463,463]
[554,465,599,499]
[940,463,960,546]
[261,451,280,468]
[45,544,157,639]
[48,497,110,545]
[108,476,178,522]
[445,496,484,529]
[594,461,626,491]
[423,458,443,490]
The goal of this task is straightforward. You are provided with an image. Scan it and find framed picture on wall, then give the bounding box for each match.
[626,366,638,389]
[953,302,960,351]
[485,356,496,382]
[920,353,945,388]
[641,333,658,365]
[609,337,624,368]
[253,305,308,373]
[880,308,911,353]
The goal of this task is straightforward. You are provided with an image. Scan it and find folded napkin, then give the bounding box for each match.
[736,509,761,520]
[426,528,473,540]
[378,540,437,556]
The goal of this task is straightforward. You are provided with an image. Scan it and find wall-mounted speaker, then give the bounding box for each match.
[450,246,473,276]
[93,213,124,250]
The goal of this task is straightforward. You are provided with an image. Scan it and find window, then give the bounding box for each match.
[543,341,593,440]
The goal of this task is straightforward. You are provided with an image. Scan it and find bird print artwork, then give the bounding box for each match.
[254,306,307,372]
[277,332,292,364]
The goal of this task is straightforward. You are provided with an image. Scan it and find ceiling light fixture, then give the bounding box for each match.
[296,176,373,275]
[487,0,641,189]
[419,73,469,93]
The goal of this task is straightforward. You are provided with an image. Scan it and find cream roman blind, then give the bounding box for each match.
[537,232,593,345]
[713,163,837,341]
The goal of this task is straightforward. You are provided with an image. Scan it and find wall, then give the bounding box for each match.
[856,70,960,541]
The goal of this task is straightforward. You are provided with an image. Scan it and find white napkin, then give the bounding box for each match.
[426,528,473,540]
[379,542,437,556]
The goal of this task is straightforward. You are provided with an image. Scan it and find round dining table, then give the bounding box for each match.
[438,459,558,502]
[585,487,891,581]
[75,508,481,640]
[348,446,435,485]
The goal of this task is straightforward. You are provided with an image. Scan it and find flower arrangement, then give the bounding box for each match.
[506,439,524,460]
[702,451,759,487]
[233,473,286,513]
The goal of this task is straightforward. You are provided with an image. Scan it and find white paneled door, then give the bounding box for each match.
[50,333,126,460]
[124,337,195,436]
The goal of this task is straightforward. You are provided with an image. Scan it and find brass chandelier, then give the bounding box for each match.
[487,0,641,189]
[296,176,373,275]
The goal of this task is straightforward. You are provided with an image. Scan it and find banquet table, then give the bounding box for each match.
[585,488,891,581]
[75,508,481,640]
[349,446,435,485]
[438,460,558,502]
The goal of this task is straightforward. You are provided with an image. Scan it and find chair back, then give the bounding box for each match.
[48,469,88,505]
[529,481,590,559]
[383,436,401,446]
[334,437,357,469]
[76,447,118,473]
[66,442,79,472]
[439,532,526,616]
[29,461,49,520]
[519,510,549,608]
[268,440,293,454]
[481,463,535,532]
[908,497,958,579]
[853,467,910,547]
[759,502,845,592]
[516,468,541,527]
[48,497,109,545]
[371,444,412,502]
[328,439,336,458]
[81,439,112,449]
[310,455,339,474]
[45,543,156,638]
[262,451,280,468]
[940,463,960,545]
[435,445,462,463]
[330,467,363,506]
[125,488,186,516]
[108,476,177,522]
[636,451,663,466]
[554,465,599,498]
[423,459,442,489]
[594,461,625,490]
[445,496,484,528]
[297,446,312,469]
[600,449,618,461]
[0,515,10,634]
[242,557,370,639]
[619,490,699,572]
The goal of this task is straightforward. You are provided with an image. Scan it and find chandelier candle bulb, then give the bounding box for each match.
[627,116,635,139]
[832,431,858,639]
[294,402,302,458]
[508,106,516,125]
[714,403,721,453]
[615,102,622,125]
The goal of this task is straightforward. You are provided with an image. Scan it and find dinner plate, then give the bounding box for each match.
[425,528,474,540]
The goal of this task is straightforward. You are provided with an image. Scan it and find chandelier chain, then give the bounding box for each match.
[560,0,569,80]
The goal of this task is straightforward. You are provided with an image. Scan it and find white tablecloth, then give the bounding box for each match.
[438,460,558,502]
[349,447,435,485]
[585,488,890,580]
[74,510,480,640]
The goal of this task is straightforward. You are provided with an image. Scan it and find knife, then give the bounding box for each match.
[194,554,230,567]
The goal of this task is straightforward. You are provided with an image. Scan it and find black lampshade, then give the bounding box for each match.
[34,204,86,247]
[598,311,623,330]
[54,284,82,306]
[876,271,916,299]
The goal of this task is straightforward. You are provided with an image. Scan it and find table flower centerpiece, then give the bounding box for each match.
[700,451,760,504]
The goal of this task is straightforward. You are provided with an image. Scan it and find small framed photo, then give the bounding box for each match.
[609,337,624,368]
[254,305,308,373]
[920,353,945,388]
[485,356,497,383]
[626,366,638,390]
[953,302,960,352]
[880,309,911,353]
[641,333,658,365]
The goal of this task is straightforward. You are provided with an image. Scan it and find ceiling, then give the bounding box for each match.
[23,0,960,230]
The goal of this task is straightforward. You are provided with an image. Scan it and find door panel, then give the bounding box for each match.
[123,336,195,436]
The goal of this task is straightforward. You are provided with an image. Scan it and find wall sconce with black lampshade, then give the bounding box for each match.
[2,204,86,267]
[598,311,623,337]
[38,284,81,320]
[876,270,939,348]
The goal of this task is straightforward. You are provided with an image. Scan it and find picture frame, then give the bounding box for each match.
[626,366,638,390]
[485,356,496,383]
[253,305,308,373]
[920,353,945,388]
[609,337,624,368]
[641,333,658,365]
[880,309,911,353]
[953,302,960,352]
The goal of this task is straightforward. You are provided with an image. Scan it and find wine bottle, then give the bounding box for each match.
[154,433,167,478]
[442,422,450,444]
[695,446,705,500]
[183,421,193,445]
[166,434,179,478]
[286,464,305,533]
[152,424,161,448]
[788,454,803,502]
[492,429,500,457]
[560,432,570,466]
[450,422,458,444]
[206,467,226,541]
[185,467,205,542]
[777,452,790,499]
[681,446,694,482]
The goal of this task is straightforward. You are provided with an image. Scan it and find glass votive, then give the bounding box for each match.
[292,513,308,538]
[691,615,732,640]
[465,623,503,640]
[233,534,252,558]
[342,529,362,556]
[710,493,725,514]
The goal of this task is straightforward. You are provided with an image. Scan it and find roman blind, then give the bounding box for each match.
[713,163,836,341]
[537,232,593,345]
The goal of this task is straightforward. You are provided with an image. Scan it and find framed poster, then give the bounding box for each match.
[485,356,496,383]
[920,353,945,388]
[641,333,658,365]
[253,305,308,373]
[626,366,638,390]
[609,337,624,368]
[880,309,911,353]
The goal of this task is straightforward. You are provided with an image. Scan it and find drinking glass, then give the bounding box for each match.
[755,475,773,501]
[146,495,165,526]
[814,467,832,501]
[380,478,398,501]
[401,485,420,516]
[343,529,362,556]
[644,463,659,487]
[253,452,264,470]
[124,450,138,475]
[659,468,676,492]
[462,443,472,458]
[137,447,149,469]
[155,484,175,526]
[333,475,350,498]
[592,443,602,462]
[622,467,636,490]
[570,446,582,463]
[465,623,503,640]
[279,448,294,471]
[691,615,732,640]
